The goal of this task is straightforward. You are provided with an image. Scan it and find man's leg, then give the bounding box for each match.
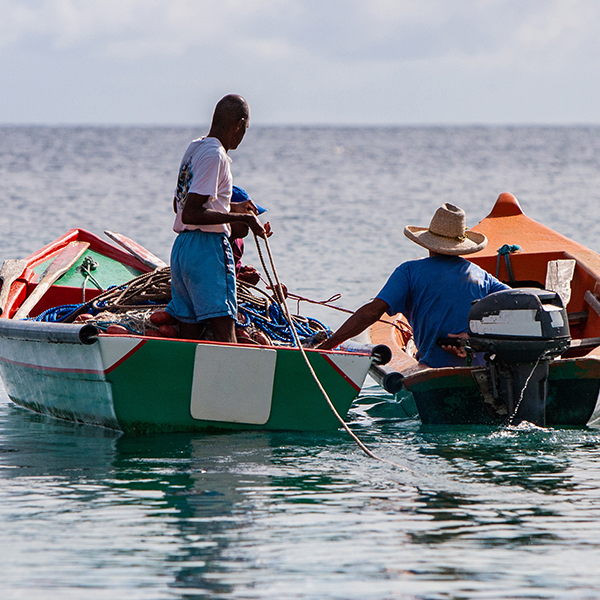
[210,316,236,343]
[170,232,237,342]
[178,321,205,341]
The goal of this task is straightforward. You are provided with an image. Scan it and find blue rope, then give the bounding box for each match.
[33,304,83,322]
[31,284,119,321]
[30,297,329,345]
[92,321,139,334]
[238,301,330,345]
[496,244,521,284]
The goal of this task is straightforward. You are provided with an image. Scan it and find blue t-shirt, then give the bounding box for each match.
[377,255,509,368]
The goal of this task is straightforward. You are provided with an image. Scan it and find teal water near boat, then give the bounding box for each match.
[3,125,600,598]
[4,381,600,599]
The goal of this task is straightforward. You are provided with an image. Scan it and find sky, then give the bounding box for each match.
[2,0,600,126]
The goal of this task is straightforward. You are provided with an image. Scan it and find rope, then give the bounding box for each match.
[254,232,412,472]
[270,282,413,340]
[49,266,328,345]
[61,268,171,323]
[282,288,345,315]
[33,304,82,322]
[496,244,521,285]
[40,247,402,347]
[79,256,102,303]
[254,239,289,324]
[236,279,330,346]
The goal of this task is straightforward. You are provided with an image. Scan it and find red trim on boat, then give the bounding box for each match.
[322,354,362,392]
[25,228,153,273]
[0,355,103,375]
[0,338,148,375]
[103,338,148,374]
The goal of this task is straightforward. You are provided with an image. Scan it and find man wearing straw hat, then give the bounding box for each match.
[318,203,509,368]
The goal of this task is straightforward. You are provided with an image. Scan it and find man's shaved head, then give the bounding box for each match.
[211,95,249,130]
[207,94,250,151]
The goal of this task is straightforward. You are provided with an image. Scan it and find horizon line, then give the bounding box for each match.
[2,121,600,129]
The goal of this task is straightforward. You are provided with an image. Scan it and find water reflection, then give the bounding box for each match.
[4,393,600,598]
[0,401,119,474]
[0,391,379,597]
[112,431,368,596]
[112,434,243,596]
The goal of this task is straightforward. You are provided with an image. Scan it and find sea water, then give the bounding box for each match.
[1,125,600,598]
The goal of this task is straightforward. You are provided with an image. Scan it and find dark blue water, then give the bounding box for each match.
[1,126,600,598]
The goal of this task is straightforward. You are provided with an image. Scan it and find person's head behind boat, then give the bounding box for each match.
[231,186,267,215]
[229,186,267,240]
[404,203,487,256]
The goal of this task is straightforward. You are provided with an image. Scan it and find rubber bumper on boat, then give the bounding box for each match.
[339,341,392,365]
[0,320,99,345]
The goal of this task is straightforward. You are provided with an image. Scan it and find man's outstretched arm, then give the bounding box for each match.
[317,298,390,351]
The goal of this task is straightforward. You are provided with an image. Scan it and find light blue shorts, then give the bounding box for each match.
[167,230,237,323]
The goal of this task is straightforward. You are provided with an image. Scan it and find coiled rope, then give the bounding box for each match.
[47,267,329,345]
[58,268,172,324]
[236,279,330,346]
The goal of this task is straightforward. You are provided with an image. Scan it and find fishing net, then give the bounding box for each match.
[235,280,329,346]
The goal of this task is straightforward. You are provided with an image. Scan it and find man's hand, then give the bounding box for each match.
[238,265,261,285]
[243,213,266,238]
[230,200,259,215]
[180,193,271,239]
[440,332,468,358]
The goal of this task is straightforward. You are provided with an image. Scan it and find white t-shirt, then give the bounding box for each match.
[173,137,233,235]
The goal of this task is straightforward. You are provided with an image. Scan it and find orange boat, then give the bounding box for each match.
[370,193,600,427]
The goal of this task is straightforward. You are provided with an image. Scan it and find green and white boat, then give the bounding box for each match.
[0,229,380,433]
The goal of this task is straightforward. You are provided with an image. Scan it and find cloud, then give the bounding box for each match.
[2,0,600,124]
[2,0,597,63]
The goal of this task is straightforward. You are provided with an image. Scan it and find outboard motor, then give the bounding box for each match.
[468,289,570,426]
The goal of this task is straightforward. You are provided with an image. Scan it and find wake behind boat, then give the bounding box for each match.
[370,193,600,427]
[0,229,387,433]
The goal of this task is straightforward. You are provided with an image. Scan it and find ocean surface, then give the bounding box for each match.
[1,125,600,599]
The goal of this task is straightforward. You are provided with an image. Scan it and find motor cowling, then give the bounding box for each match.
[468,288,570,361]
[467,289,571,427]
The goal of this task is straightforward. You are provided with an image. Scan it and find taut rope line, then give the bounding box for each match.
[253,233,412,472]
[264,279,412,338]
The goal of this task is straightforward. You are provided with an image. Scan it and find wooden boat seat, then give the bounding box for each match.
[585,290,600,318]
[568,311,589,326]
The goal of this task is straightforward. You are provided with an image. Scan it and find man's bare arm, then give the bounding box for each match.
[317,298,390,351]
[181,193,266,237]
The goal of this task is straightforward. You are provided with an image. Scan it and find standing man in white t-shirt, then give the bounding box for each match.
[166,94,266,342]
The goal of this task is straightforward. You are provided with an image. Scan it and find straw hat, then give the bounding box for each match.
[404,203,487,255]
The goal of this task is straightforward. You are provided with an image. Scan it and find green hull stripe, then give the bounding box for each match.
[106,340,359,433]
